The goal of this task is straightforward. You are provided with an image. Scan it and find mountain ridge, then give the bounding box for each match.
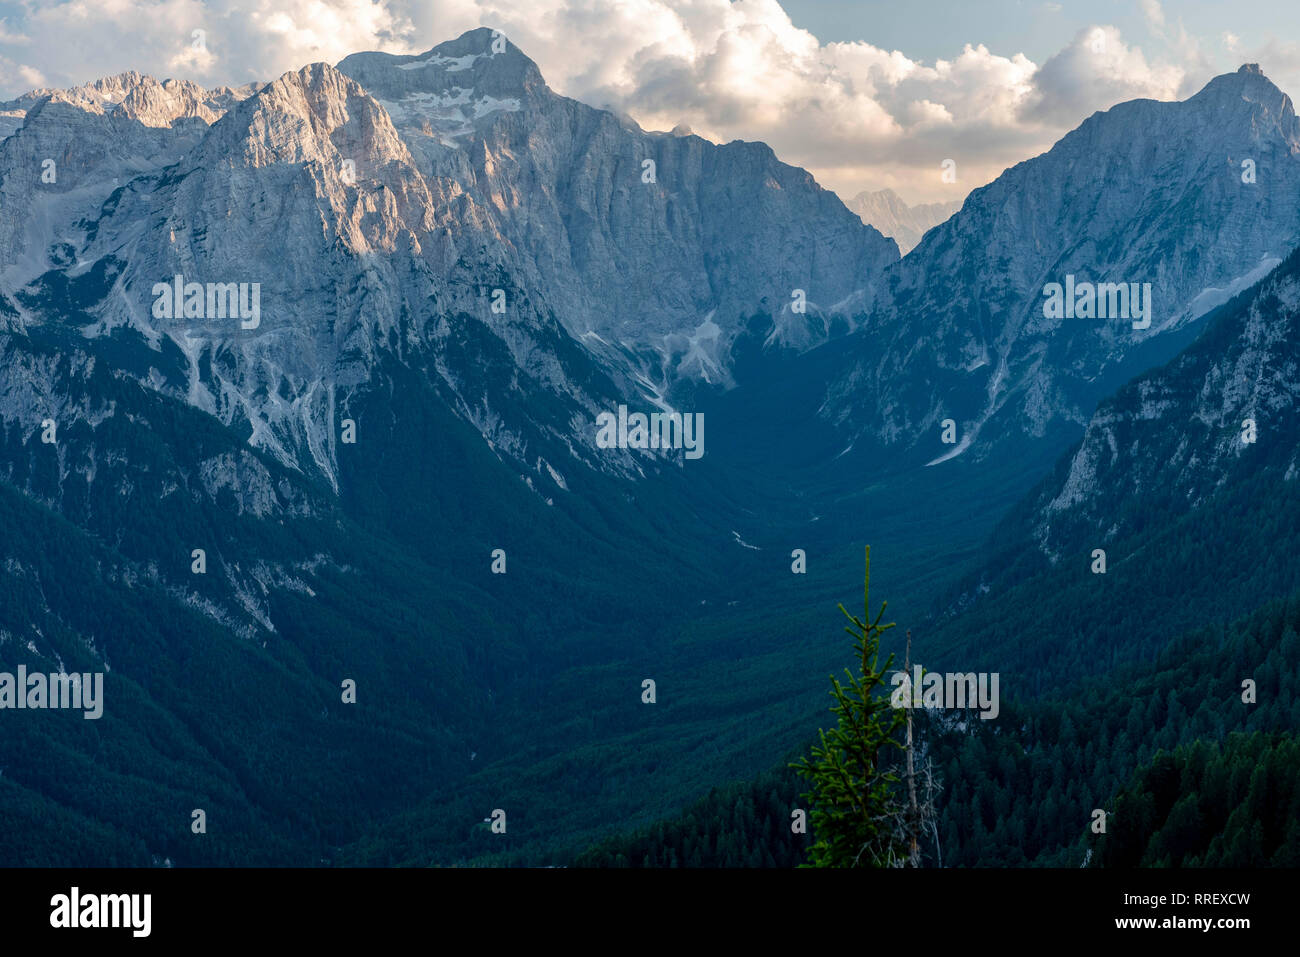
[847,188,961,255]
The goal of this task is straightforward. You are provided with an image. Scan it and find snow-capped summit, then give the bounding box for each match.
[336,27,899,393]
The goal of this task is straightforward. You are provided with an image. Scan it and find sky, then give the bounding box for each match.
[1,0,1296,204]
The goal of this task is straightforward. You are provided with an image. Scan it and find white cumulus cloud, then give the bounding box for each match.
[0,0,1233,204]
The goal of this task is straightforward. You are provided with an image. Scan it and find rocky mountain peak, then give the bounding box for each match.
[1187,62,1297,134]
[814,64,1300,467]
[4,71,254,129]
[201,61,416,173]
[336,27,545,102]
[848,188,960,255]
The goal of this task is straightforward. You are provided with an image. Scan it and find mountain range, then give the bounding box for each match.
[1,27,1298,866]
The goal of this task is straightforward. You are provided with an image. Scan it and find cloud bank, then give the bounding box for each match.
[0,0,1246,202]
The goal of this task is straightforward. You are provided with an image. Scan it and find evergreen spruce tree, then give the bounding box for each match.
[793,546,907,866]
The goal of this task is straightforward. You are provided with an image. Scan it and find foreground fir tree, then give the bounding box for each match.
[793,546,907,866]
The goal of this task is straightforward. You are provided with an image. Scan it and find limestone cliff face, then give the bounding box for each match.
[339,28,900,391]
[0,28,898,496]
[1025,246,1300,560]
[821,64,1300,462]
[848,188,959,255]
